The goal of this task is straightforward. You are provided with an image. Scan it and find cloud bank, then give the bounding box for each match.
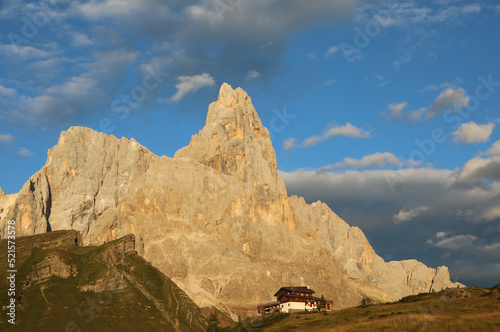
[280,140,500,286]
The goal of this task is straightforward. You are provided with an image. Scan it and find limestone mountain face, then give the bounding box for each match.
[1,127,158,242]
[0,83,462,318]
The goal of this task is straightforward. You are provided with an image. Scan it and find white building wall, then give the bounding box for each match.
[280,301,317,313]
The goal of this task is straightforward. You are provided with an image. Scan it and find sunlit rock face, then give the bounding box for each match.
[0,83,462,319]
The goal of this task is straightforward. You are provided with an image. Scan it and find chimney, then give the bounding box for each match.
[307,284,310,289]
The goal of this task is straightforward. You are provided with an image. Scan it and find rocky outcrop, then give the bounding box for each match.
[0,172,51,236]
[0,189,17,227]
[24,252,77,288]
[0,231,208,331]
[431,266,461,292]
[0,83,462,318]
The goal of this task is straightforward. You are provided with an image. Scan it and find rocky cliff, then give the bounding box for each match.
[0,83,462,318]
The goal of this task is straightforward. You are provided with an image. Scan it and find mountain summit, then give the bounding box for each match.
[0,83,462,318]
[175,83,286,194]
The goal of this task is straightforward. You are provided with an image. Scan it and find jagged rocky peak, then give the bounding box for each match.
[56,125,99,143]
[1,125,159,241]
[175,83,285,193]
[50,126,147,160]
[46,125,157,179]
[0,187,5,196]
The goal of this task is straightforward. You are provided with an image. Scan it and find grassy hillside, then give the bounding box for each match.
[0,230,208,331]
[230,285,500,331]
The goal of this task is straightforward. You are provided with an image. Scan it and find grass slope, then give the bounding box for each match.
[230,286,500,331]
[0,230,208,331]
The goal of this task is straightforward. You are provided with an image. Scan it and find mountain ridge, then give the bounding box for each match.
[0,83,462,318]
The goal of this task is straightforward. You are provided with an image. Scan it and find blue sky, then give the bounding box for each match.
[1,0,499,287]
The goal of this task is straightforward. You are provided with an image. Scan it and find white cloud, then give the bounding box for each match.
[420,83,443,92]
[0,85,16,98]
[476,241,500,253]
[324,123,370,138]
[462,4,481,14]
[360,2,481,26]
[302,123,370,147]
[426,88,470,119]
[75,0,172,20]
[386,101,406,115]
[381,102,426,125]
[17,147,34,157]
[283,138,297,151]
[435,231,448,239]
[487,140,500,156]
[393,206,429,224]
[0,44,52,59]
[170,73,215,101]
[0,134,15,144]
[479,206,500,222]
[452,122,495,144]
[427,233,477,250]
[303,135,322,147]
[72,33,94,47]
[325,45,339,57]
[334,152,402,169]
[430,4,481,22]
[25,58,61,72]
[245,70,261,80]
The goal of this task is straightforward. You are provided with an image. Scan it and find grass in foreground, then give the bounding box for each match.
[228,286,500,331]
